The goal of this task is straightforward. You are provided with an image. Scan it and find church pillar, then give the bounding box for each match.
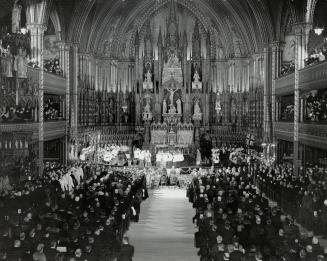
[293,23,312,176]
[135,41,141,126]
[263,46,272,143]
[26,23,46,175]
[71,44,79,142]
[64,43,70,165]
[271,42,283,141]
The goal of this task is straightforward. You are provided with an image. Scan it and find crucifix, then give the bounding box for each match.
[166,74,180,110]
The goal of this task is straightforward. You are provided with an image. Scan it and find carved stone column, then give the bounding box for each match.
[26,24,46,175]
[293,23,312,176]
[271,42,283,122]
[193,119,201,148]
[72,44,79,135]
[64,43,70,165]
[263,46,272,143]
[27,24,46,66]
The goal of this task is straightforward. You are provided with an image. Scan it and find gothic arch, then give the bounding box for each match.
[48,6,62,41]
[124,0,215,59]
[25,0,52,27]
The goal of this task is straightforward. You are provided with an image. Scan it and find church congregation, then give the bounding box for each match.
[189,164,327,261]
[0,163,147,261]
[1,0,327,260]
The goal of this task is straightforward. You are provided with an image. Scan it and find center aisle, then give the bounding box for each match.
[127,187,198,261]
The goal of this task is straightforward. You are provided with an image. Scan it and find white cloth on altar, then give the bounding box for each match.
[172,153,184,162]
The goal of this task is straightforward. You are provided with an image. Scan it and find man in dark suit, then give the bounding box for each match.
[118,236,134,261]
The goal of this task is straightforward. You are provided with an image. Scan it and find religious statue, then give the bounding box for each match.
[1,50,13,77]
[143,70,153,90]
[215,100,221,114]
[196,149,201,165]
[192,70,202,90]
[123,113,129,123]
[176,98,182,114]
[167,86,178,107]
[163,99,167,114]
[144,99,151,113]
[14,48,27,78]
[108,112,114,123]
[12,0,22,33]
[194,100,201,115]
[194,70,200,82]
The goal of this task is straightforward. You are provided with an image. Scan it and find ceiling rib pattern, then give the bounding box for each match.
[66,0,312,57]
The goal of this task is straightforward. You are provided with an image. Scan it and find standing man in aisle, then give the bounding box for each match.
[118,236,134,261]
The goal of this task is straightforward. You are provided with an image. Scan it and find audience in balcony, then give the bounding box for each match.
[305,47,327,66]
[44,58,63,75]
[27,58,39,68]
[306,91,327,122]
[0,105,34,122]
[281,61,295,76]
[281,104,294,121]
[44,99,61,121]
[27,58,63,76]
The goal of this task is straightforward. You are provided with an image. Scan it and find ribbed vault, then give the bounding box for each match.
[63,0,320,58]
[68,0,279,58]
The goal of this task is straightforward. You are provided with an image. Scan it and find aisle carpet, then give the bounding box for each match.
[126,187,198,261]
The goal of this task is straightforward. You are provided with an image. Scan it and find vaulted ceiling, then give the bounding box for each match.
[63,0,286,58]
[2,0,321,58]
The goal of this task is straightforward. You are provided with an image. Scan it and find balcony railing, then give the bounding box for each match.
[27,66,66,95]
[275,72,294,96]
[275,121,327,148]
[299,60,327,91]
[275,121,294,134]
[0,120,66,141]
[275,60,327,96]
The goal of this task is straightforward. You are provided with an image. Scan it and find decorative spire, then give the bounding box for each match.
[134,30,140,46]
[168,0,177,24]
[193,21,200,42]
[206,31,211,58]
[158,27,163,46]
[206,31,211,46]
[192,21,201,59]
[183,30,188,47]
[145,22,152,41]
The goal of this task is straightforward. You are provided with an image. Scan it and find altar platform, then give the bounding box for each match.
[154,144,191,155]
[151,153,196,168]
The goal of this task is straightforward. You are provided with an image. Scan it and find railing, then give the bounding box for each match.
[299,122,327,138]
[299,60,327,91]
[275,72,294,96]
[275,122,294,136]
[275,60,327,96]
[275,121,327,148]
[27,66,66,95]
[0,120,66,141]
